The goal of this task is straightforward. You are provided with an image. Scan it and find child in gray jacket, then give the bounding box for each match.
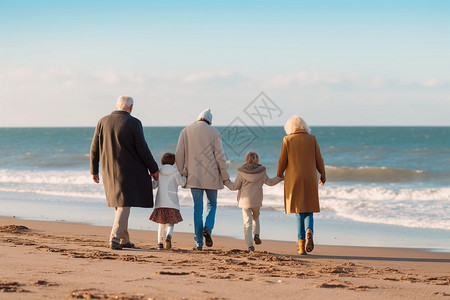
[225,151,283,251]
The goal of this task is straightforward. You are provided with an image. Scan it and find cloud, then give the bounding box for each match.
[423,78,439,87]
[0,68,34,80]
[182,71,236,84]
[264,71,353,88]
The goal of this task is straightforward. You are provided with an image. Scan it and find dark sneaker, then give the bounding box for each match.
[203,227,213,247]
[165,235,172,250]
[110,241,123,250]
[306,229,314,252]
[254,234,262,245]
[248,246,255,252]
[120,242,135,248]
[158,243,164,249]
[193,246,203,251]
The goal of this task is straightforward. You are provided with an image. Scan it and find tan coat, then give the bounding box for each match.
[277,130,326,214]
[226,164,283,209]
[175,121,229,189]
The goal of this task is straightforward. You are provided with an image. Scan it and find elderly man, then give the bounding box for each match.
[90,96,159,250]
[175,109,229,250]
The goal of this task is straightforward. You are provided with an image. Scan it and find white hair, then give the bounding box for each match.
[284,115,311,135]
[116,96,134,109]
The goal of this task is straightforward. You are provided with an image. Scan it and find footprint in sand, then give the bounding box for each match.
[0,281,28,293]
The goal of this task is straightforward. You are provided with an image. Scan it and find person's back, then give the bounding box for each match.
[90,95,159,250]
[281,131,321,180]
[149,153,185,250]
[153,163,186,210]
[225,151,282,251]
[93,110,157,207]
[176,121,228,189]
[227,163,281,209]
[175,109,230,250]
[277,115,326,256]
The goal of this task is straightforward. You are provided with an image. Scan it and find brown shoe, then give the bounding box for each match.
[254,234,262,245]
[298,239,306,255]
[203,227,213,247]
[110,241,123,250]
[120,242,135,248]
[165,235,172,250]
[306,229,314,253]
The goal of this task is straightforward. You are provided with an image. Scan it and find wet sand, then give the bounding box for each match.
[1,216,449,299]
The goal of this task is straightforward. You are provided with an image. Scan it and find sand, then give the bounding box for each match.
[0,216,449,299]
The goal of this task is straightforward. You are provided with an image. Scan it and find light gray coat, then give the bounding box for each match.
[226,164,283,208]
[90,110,159,208]
[175,121,229,189]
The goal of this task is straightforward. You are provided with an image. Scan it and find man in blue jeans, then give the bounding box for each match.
[175,109,229,250]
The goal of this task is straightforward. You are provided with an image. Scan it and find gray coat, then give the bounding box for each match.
[225,164,282,209]
[175,121,229,189]
[90,110,159,208]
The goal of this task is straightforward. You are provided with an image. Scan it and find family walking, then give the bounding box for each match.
[90,96,326,255]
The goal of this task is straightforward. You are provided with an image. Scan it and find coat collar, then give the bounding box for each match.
[111,110,130,115]
[291,129,308,135]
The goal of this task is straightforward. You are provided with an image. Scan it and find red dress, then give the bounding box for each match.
[149,208,183,224]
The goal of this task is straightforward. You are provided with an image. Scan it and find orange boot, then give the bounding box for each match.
[297,239,306,255]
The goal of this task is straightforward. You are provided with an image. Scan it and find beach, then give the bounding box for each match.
[1,127,449,251]
[1,216,449,299]
[1,126,449,299]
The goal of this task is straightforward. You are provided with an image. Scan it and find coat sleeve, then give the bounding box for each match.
[314,136,326,182]
[90,121,100,175]
[176,170,187,187]
[277,137,288,178]
[134,120,159,174]
[264,173,283,186]
[225,173,243,191]
[213,132,230,181]
[175,130,186,173]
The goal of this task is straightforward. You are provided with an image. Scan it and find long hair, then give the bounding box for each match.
[284,115,311,135]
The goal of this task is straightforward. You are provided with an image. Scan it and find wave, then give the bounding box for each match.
[0,169,92,185]
[0,165,445,185]
[1,168,449,231]
[325,165,437,183]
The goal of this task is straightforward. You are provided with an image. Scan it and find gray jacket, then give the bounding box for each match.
[226,164,282,209]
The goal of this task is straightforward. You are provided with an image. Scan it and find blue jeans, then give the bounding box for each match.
[296,213,314,240]
[191,189,218,247]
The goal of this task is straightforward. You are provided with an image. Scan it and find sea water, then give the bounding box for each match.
[0,127,449,250]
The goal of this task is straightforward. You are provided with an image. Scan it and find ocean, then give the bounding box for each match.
[1,126,449,251]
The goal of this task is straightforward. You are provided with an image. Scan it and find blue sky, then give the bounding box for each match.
[1,0,449,126]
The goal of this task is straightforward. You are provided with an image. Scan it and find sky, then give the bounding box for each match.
[0,0,449,127]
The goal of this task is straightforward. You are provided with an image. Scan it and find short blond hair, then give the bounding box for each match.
[284,115,311,135]
[245,151,260,164]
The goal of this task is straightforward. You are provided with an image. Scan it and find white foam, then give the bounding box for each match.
[0,169,92,185]
[1,168,449,231]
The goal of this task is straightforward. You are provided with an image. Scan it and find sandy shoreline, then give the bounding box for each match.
[1,216,449,299]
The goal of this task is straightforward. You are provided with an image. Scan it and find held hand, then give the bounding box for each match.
[152,170,159,181]
[223,179,229,184]
[92,174,100,184]
[320,175,326,186]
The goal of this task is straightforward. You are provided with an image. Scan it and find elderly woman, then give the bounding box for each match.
[277,115,326,255]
